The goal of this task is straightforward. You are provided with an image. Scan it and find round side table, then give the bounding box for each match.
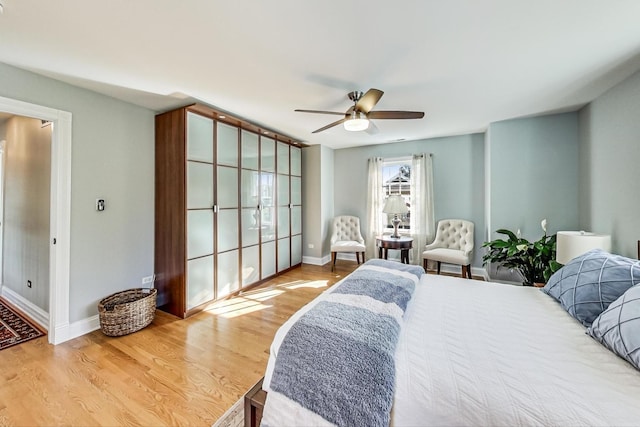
[376,235,413,264]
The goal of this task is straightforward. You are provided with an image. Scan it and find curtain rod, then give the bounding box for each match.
[383,153,432,162]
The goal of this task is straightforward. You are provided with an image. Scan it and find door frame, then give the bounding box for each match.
[0,95,72,345]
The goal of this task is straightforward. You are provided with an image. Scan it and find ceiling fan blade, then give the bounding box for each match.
[367,111,425,120]
[295,109,345,116]
[365,121,380,135]
[312,118,346,133]
[355,88,384,113]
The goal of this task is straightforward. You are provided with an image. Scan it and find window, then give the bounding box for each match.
[382,157,411,231]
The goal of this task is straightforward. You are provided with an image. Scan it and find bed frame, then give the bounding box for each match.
[244,378,266,427]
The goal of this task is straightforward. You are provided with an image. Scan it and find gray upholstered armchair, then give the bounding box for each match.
[422,219,474,278]
[330,215,366,272]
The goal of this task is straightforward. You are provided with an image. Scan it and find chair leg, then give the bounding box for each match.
[356,252,361,264]
[436,261,441,275]
[361,252,366,263]
[423,259,427,270]
[461,265,471,279]
[331,252,337,272]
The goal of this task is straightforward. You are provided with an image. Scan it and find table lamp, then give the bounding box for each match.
[556,231,611,264]
[383,195,409,238]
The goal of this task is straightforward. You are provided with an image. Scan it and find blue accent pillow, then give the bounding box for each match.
[588,284,640,371]
[542,249,640,327]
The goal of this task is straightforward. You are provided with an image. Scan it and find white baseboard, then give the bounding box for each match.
[68,315,101,339]
[1,286,49,330]
[302,254,331,266]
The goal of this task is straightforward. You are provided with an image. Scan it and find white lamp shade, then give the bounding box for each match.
[556,231,611,264]
[382,195,408,214]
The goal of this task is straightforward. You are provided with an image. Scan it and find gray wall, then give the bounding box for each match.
[579,69,640,258]
[487,113,580,241]
[302,145,334,261]
[0,62,155,322]
[332,133,485,267]
[3,116,51,311]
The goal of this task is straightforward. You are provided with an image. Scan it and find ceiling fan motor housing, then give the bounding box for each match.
[348,91,364,104]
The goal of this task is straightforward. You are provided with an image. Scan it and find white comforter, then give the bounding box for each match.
[264,273,640,426]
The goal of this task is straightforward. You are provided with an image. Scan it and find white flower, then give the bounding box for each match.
[516,229,522,238]
[516,244,527,251]
[541,219,547,233]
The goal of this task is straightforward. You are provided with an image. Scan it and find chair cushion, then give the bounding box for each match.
[422,248,470,265]
[331,240,366,253]
[542,249,640,327]
[587,283,640,371]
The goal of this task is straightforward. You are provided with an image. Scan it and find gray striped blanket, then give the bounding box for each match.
[262,259,424,427]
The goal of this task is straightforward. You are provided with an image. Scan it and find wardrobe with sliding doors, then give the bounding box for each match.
[155,104,302,318]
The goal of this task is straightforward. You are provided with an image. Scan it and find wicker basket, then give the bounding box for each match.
[98,288,157,337]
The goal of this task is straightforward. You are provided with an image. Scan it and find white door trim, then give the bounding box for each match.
[0,95,72,345]
[0,140,5,286]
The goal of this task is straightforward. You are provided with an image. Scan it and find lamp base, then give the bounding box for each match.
[391,216,401,238]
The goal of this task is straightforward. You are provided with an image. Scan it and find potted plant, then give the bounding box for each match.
[482,219,562,286]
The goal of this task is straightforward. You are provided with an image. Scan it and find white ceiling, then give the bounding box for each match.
[1,1,640,149]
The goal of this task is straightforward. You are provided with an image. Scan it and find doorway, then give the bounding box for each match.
[0,95,71,345]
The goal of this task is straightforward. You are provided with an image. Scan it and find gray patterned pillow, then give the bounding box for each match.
[588,284,640,371]
[542,249,640,326]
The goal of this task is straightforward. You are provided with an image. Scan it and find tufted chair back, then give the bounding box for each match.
[422,219,475,278]
[431,219,474,254]
[330,216,365,245]
[329,215,366,271]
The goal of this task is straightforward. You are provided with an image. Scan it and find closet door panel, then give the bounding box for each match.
[242,245,260,286]
[241,130,259,170]
[217,209,239,253]
[261,207,276,242]
[187,256,214,310]
[217,250,239,298]
[187,210,214,259]
[217,122,238,166]
[291,176,302,205]
[187,112,214,163]
[241,208,260,247]
[218,166,239,209]
[277,206,290,239]
[241,169,260,208]
[292,234,302,265]
[291,146,301,176]
[277,142,289,175]
[187,161,214,209]
[262,240,276,278]
[291,206,302,235]
[277,174,290,206]
[278,237,290,272]
[261,137,275,173]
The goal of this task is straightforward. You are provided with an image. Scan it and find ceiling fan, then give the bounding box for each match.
[295,88,425,134]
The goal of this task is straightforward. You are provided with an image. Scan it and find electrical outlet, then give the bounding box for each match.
[27,280,32,288]
[308,243,314,249]
[142,275,155,286]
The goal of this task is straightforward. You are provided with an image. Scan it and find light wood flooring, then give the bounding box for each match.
[0,262,359,426]
[0,261,475,426]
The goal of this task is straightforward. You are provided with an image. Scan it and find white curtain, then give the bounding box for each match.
[366,157,384,260]
[410,153,435,265]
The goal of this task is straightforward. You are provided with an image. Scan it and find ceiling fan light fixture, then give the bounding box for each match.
[343,118,369,131]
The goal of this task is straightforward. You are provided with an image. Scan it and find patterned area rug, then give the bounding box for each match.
[0,299,44,350]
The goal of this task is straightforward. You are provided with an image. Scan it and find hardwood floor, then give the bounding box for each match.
[0,262,359,426]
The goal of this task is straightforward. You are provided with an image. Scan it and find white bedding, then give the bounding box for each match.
[264,273,640,426]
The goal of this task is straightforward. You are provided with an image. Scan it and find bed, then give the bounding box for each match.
[256,254,640,426]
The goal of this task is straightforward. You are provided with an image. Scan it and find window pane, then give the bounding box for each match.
[382,161,411,230]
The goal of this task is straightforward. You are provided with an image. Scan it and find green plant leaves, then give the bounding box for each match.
[482,228,561,286]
